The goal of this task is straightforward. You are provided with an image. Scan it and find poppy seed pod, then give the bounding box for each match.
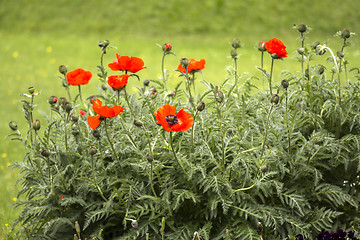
[230,48,238,59]
[270,94,280,104]
[40,149,50,157]
[133,119,143,127]
[58,65,67,75]
[341,29,351,39]
[281,79,289,89]
[231,38,241,49]
[92,129,101,139]
[180,58,189,70]
[88,146,97,156]
[28,86,35,94]
[9,121,18,131]
[196,101,206,112]
[48,96,57,105]
[297,24,307,33]
[33,120,41,131]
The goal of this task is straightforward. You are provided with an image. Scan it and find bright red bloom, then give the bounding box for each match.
[79,110,86,117]
[177,58,206,74]
[108,54,146,73]
[107,74,129,90]
[66,68,92,85]
[265,38,288,58]
[154,104,193,132]
[87,98,124,129]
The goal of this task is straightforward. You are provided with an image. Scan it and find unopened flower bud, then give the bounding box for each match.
[150,88,158,99]
[9,121,18,131]
[180,58,189,70]
[311,41,320,50]
[40,149,50,157]
[196,101,206,112]
[261,164,270,173]
[257,41,266,52]
[101,84,107,91]
[72,125,79,136]
[59,97,68,106]
[133,119,143,127]
[317,47,326,56]
[102,40,110,47]
[297,24,307,33]
[166,91,175,97]
[143,79,150,86]
[341,29,351,39]
[131,220,138,228]
[230,48,238,59]
[281,79,289,89]
[305,68,309,79]
[59,65,67,75]
[231,38,241,49]
[74,221,81,237]
[28,86,35,94]
[89,146,97,156]
[297,48,305,55]
[271,53,281,59]
[270,94,280,104]
[162,43,172,52]
[71,114,78,122]
[92,129,101,139]
[215,91,224,103]
[33,120,41,131]
[146,153,154,163]
[48,96,57,105]
[64,102,72,113]
[337,51,344,59]
[317,66,325,75]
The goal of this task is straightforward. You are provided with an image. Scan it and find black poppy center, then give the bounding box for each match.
[166,115,178,127]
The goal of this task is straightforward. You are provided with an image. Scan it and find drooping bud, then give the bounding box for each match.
[311,41,320,50]
[215,91,224,103]
[88,146,97,156]
[270,94,280,104]
[257,41,266,52]
[48,96,57,105]
[133,119,143,127]
[180,58,189,70]
[131,220,138,228]
[143,79,150,86]
[230,48,238,59]
[317,66,325,75]
[92,129,101,139]
[341,29,351,39]
[337,51,344,59]
[9,121,18,131]
[231,38,241,49]
[59,65,67,75]
[196,101,206,112]
[162,43,172,52]
[317,47,326,56]
[28,86,35,94]
[32,120,41,131]
[297,24,307,33]
[297,48,305,55]
[281,79,289,89]
[40,149,50,157]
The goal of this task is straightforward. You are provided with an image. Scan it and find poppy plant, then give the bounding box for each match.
[108,54,146,73]
[177,58,206,74]
[66,68,92,85]
[154,104,193,132]
[87,98,124,129]
[265,38,288,58]
[107,74,129,90]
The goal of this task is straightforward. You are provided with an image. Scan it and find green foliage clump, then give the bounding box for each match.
[6,27,360,240]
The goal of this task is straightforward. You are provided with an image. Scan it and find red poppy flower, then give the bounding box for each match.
[265,38,288,58]
[108,54,146,73]
[87,98,124,129]
[79,110,86,117]
[154,104,193,132]
[177,58,206,74]
[107,74,129,90]
[66,68,92,85]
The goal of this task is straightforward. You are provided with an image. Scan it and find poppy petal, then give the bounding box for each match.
[87,116,102,129]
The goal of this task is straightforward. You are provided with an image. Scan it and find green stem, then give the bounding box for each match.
[285,89,290,154]
[269,58,274,95]
[261,52,264,69]
[91,155,108,201]
[124,88,135,118]
[301,32,304,77]
[98,140,105,170]
[161,52,167,91]
[260,104,274,160]
[64,114,68,151]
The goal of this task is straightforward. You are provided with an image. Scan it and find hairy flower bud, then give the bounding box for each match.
[270,94,280,104]
[32,120,41,131]
[101,84,107,91]
[230,48,238,59]
[71,114,78,122]
[305,68,309,79]
[257,41,266,52]
[59,65,67,75]
[317,66,325,75]
[92,129,101,139]
[131,220,138,228]
[261,164,270,173]
[281,79,289,89]
[88,146,97,156]
[341,29,351,39]
[215,91,224,103]
[9,121,18,131]
[133,119,143,127]
[146,153,154,163]
[40,149,50,157]
[162,43,172,52]
[28,86,35,94]
[48,96,57,105]
[196,101,206,112]
[143,79,150,86]
[59,97,68,106]
[180,58,189,70]
[150,88,158,99]
[297,48,305,55]
[337,51,344,59]
[297,24,307,33]
[64,102,72,113]
[311,41,320,50]
[231,38,241,49]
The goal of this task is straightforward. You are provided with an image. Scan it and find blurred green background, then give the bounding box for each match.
[0,0,359,237]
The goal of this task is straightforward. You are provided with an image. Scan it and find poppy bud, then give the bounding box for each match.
[281,79,289,89]
[317,66,325,75]
[9,121,18,131]
[231,38,241,49]
[150,88,158,99]
[133,119,143,127]
[71,114,78,122]
[162,43,172,52]
[88,146,97,156]
[341,29,351,39]
[337,51,344,59]
[72,125,79,136]
[297,48,305,55]
[74,221,81,237]
[146,153,154,163]
[271,53,281,59]
[59,97,68,106]
[64,102,72,113]
[257,41,266,52]
[32,120,41,131]
[297,24,307,33]
[28,86,35,94]
[317,47,326,56]
[59,65,67,75]
[103,40,110,47]
[311,41,320,50]
[230,48,238,59]
[215,91,224,103]
[101,84,107,91]
[40,149,50,157]
[143,79,150,86]
[196,101,206,112]
[131,220,138,228]
[261,164,270,173]
[92,129,101,139]
[166,91,175,97]
[180,58,189,70]
[270,94,280,104]
[305,68,309,79]
[48,96,57,105]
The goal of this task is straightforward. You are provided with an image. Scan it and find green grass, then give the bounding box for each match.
[0,0,359,237]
